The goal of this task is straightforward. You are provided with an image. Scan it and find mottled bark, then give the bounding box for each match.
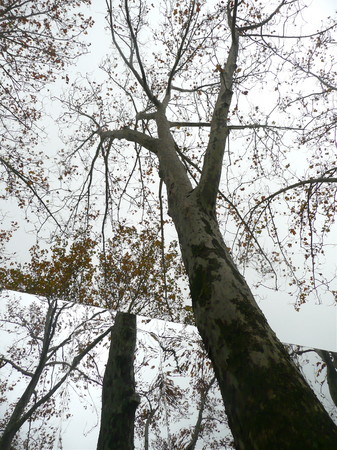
[96,312,139,450]
[103,114,337,448]
[168,192,337,449]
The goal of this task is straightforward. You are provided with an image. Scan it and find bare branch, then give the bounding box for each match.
[168,121,304,131]
[238,0,288,32]
[247,176,337,220]
[186,377,216,450]
[16,324,114,432]
[98,127,159,154]
[171,82,219,93]
[0,155,61,229]
[166,0,199,96]
[246,23,337,39]
[0,357,33,377]
[196,26,239,210]
[105,0,159,107]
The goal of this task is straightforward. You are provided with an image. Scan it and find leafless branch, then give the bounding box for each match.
[0,155,61,229]
[250,176,337,211]
[0,357,33,377]
[238,0,288,32]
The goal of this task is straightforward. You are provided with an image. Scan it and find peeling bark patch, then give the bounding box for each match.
[230,289,269,331]
[191,243,213,260]
[215,329,337,448]
[190,236,235,309]
[214,318,264,364]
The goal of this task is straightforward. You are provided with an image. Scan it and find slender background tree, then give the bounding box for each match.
[0,223,192,448]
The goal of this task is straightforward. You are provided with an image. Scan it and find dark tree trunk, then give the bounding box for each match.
[96,312,139,450]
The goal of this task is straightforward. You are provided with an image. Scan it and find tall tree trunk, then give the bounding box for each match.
[101,3,337,445]
[105,112,337,448]
[169,191,337,449]
[97,312,139,450]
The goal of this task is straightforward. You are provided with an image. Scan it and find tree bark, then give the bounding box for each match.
[168,190,337,449]
[103,112,337,448]
[96,312,140,450]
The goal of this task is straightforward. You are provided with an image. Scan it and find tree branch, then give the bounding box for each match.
[15,323,114,433]
[250,176,337,211]
[0,357,33,377]
[106,0,159,107]
[168,121,304,131]
[98,127,159,154]
[171,82,219,93]
[186,377,216,450]
[196,15,239,210]
[238,0,288,32]
[0,155,61,229]
[166,0,198,96]
[246,23,337,39]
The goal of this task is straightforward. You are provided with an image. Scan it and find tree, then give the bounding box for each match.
[0,293,113,450]
[0,290,236,449]
[97,312,139,450]
[58,0,337,447]
[290,346,337,412]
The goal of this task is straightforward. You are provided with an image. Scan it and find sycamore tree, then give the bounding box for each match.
[1,0,337,447]
[56,0,337,448]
